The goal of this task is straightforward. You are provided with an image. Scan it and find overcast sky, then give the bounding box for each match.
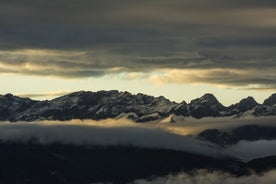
[0,0,275,105]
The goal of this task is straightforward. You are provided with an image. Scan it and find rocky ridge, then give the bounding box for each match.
[0,91,275,122]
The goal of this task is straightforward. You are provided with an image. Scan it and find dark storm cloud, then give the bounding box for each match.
[0,0,276,88]
[198,37,276,48]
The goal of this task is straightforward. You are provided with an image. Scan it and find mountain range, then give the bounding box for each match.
[0,91,276,122]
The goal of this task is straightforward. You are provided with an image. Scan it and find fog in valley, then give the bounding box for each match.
[1,116,276,161]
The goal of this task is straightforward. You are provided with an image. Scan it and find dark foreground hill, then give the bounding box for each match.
[0,142,275,184]
[0,91,276,122]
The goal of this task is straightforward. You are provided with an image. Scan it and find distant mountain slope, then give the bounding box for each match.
[0,91,276,122]
[198,125,276,146]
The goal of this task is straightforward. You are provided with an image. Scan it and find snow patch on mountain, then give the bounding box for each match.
[0,91,275,122]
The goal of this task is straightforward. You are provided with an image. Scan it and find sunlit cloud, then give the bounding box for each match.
[148,68,276,90]
[0,0,275,93]
[0,48,275,90]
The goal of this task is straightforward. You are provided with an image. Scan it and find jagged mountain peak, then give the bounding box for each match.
[229,96,258,113]
[173,102,189,116]
[189,93,224,109]
[0,90,276,122]
[1,93,21,101]
[239,96,258,106]
[4,93,14,98]
[241,96,256,101]
[263,93,276,106]
[191,93,220,104]
[0,93,37,121]
[202,93,216,99]
[1,93,34,103]
[188,93,226,119]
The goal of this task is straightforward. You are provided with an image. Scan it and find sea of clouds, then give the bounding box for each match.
[0,116,276,161]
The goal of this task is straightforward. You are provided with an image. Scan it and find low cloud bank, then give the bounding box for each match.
[0,117,276,161]
[133,169,276,184]
[0,119,222,158]
[225,140,276,161]
[164,116,276,136]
